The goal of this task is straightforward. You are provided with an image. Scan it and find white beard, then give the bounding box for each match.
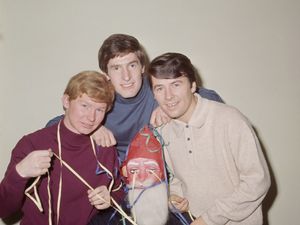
[128,183,169,225]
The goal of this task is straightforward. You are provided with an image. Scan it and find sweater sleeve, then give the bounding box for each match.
[0,137,32,218]
[109,149,126,204]
[201,113,271,225]
[163,146,184,197]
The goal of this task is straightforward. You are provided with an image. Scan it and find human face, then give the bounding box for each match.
[152,76,197,123]
[106,52,145,98]
[126,158,162,189]
[62,93,107,135]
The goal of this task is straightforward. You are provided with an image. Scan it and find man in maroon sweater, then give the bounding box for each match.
[0,71,125,225]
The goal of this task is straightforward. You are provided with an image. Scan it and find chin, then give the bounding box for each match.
[120,90,139,98]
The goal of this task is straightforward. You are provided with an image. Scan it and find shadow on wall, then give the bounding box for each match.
[252,126,277,225]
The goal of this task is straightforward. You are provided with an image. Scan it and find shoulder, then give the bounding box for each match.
[97,145,119,158]
[13,125,57,156]
[209,100,253,133]
[197,87,224,103]
[45,115,64,127]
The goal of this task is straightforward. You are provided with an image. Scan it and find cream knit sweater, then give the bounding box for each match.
[160,95,270,225]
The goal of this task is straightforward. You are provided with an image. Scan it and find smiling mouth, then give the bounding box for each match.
[166,102,178,109]
[82,123,94,129]
[121,82,134,88]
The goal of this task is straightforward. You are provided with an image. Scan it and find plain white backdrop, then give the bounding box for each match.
[1,1,299,224]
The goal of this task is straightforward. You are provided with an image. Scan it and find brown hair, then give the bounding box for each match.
[64,71,115,111]
[98,34,148,73]
[148,52,197,88]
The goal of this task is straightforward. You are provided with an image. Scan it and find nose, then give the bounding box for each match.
[87,109,96,122]
[137,169,148,182]
[165,87,174,100]
[122,67,131,81]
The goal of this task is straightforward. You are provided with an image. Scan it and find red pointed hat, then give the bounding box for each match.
[122,126,165,179]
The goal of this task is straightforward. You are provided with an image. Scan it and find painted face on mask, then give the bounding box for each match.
[126,157,162,189]
[121,126,166,189]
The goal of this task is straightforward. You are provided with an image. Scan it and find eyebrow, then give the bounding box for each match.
[127,161,140,166]
[109,60,139,68]
[143,161,159,166]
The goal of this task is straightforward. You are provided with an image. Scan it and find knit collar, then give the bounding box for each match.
[169,94,208,137]
[60,119,91,149]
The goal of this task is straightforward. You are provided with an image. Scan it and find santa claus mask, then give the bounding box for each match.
[121,126,166,189]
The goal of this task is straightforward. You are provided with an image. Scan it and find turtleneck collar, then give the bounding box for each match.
[59,118,91,150]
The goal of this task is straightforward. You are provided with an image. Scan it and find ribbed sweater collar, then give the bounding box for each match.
[59,119,91,150]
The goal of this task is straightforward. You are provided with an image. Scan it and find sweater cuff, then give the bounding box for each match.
[201,209,229,225]
[4,166,28,190]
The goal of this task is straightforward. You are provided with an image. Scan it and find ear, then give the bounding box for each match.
[62,94,70,110]
[121,166,128,177]
[103,73,111,81]
[191,81,197,93]
[141,65,145,74]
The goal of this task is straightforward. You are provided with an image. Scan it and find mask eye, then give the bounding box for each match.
[129,169,139,174]
[146,168,156,174]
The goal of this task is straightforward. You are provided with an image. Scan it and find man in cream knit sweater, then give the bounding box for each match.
[148,52,271,225]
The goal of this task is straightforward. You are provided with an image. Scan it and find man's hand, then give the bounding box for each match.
[88,186,111,210]
[92,125,116,147]
[150,106,171,127]
[191,217,207,225]
[16,149,53,178]
[169,194,189,212]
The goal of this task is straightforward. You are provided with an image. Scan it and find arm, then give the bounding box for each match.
[0,138,52,218]
[201,115,271,224]
[150,106,171,128]
[161,139,187,211]
[197,87,224,103]
[45,115,63,127]
[91,125,116,147]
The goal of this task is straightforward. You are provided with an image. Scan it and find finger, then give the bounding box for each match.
[155,114,163,127]
[39,161,51,169]
[88,186,106,199]
[161,113,171,124]
[170,194,184,202]
[34,149,53,157]
[150,112,156,126]
[108,132,117,146]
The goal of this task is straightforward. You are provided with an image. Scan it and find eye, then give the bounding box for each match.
[173,82,180,87]
[130,169,139,174]
[146,168,157,174]
[154,86,163,93]
[129,62,138,68]
[113,65,120,71]
[96,108,105,113]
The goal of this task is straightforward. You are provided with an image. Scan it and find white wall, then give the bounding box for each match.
[1,1,299,224]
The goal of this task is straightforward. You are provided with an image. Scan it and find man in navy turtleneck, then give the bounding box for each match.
[47,34,223,163]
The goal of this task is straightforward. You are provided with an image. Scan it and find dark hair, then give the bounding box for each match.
[98,34,147,73]
[148,52,197,88]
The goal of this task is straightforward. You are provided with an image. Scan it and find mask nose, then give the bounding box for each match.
[137,168,148,182]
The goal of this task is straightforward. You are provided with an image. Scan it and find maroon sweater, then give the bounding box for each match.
[0,121,125,225]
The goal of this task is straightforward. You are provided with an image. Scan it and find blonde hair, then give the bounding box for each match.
[64,71,115,111]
